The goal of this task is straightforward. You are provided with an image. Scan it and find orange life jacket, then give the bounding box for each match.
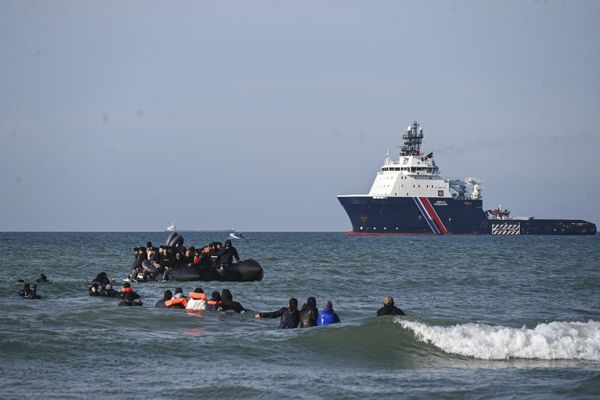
[189,292,207,301]
[120,287,133,293]
[207,299,221,306]
[165,297,188,308]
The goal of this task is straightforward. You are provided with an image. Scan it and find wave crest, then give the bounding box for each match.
[399,319,600,361]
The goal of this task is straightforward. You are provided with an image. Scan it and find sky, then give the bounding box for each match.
[1,0,599,231]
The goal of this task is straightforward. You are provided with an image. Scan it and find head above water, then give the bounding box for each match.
[384,296,394,306]
[324,300,333,309]
[288,298,298,311]
[193,287,204,293]
[211,291,221,301]
[221,288,232,301]
[306,296,316,307]
[164,290,172,300]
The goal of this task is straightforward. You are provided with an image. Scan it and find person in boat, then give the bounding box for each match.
[208,242,220,270]
[89,283,101,296]
[218,240,240,273]
[376,296,406,316]
[155,290,173,308]
[299,296,318,328]
[186,288,207,311]
[173,252,186,268]
[316,300,340,326]
[101,283,119,298]
[18,283,32,297]
[206,291,223,311]
[25,284,42,299]
[220,288,245,313]
[255,298,300,329]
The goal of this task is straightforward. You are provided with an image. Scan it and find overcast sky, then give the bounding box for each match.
[1,0,599,231]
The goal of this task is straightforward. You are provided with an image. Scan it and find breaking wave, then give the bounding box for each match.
[398,319,600,361]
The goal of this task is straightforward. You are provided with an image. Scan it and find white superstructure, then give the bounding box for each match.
[344,121,483,200]
[368,149,450,198]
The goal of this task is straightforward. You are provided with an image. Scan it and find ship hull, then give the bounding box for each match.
[338,196,596,235]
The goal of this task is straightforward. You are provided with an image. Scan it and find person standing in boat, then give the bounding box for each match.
[218,240,240,273]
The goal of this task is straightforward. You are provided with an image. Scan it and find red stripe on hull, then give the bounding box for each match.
[419,197,448,234]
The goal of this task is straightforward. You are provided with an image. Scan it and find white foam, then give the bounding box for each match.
[398,319,600,361]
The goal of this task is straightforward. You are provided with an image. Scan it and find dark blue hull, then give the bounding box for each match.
[338,196,596,235]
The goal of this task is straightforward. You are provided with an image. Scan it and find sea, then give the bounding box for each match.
[0,232,599,399]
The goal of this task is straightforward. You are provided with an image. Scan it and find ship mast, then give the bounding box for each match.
[401,121,424,156]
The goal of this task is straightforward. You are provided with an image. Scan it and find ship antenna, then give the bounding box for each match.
[400,121,423,156]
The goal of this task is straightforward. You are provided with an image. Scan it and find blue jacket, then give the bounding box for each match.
[316,306,340,326]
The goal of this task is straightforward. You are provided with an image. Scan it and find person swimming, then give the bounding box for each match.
[24,284,41,299]
[299,296,318,328]
[206,291,223,311]
[220,289,245,313]
[376,296,406,316]
[255,298,300,329]
[316,300,340,326]
[186,288,207,311]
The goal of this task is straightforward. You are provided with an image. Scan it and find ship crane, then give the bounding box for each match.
[449,177,482,200]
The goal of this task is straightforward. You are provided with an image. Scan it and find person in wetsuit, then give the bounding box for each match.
[220,288,245,313]
[89,283,101,296]
[36,273,49,283]
[101,283,119,298]
[316,300,340,326]
[218,240,240,273]
[18,283,31,297]
[93,272,111,287]
[376,296,406,316]
[299,296,318,328]
[255,298,300,329]
[25,284,42,299]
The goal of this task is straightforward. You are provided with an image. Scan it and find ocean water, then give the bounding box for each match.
[0,232,599,399]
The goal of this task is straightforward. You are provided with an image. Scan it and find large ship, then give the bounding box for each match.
[337,121,596,235]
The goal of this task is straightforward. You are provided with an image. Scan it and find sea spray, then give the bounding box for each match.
[399,319,600,361]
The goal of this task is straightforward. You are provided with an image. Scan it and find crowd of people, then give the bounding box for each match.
[129,239,240,281]
[85,270,406,328]
[18,237,407,329]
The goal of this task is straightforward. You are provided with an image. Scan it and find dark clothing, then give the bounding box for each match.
[155,299,169,308]
[206,300,223,311]
[219,246,240,267]
[221,299,245,313]
[209,249,221,269]
[376,304,406,316]
[101,288,120,298]
[158,254,173,269]
[93,273,110,286]
[299,304,318,328]
[259,307,300,329]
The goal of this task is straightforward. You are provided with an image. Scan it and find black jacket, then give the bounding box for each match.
[219,246,240,266]
[376,304,405,316]
[221,299,245,313]
[259,307,300,329]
